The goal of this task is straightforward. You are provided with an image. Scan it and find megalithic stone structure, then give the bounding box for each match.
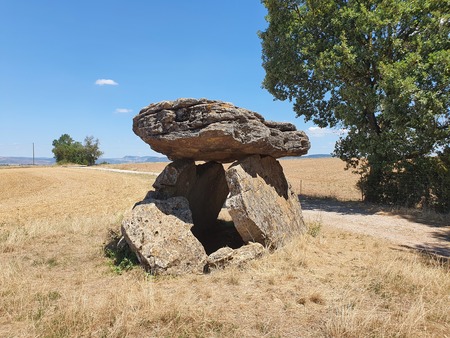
[121,98,311,275]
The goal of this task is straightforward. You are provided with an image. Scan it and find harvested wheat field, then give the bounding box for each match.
[102,158,361,201]
[1,160,449,337]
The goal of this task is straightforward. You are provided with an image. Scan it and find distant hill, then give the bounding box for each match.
[0,156,168,166]
[99,156,169,164]
[283,154,332,160]
[303,154,332,159]
[0,157,56,165]
[1,154,329,165]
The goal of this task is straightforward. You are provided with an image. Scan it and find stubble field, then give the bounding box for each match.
[0,159,449,337]
[102,158,362,201]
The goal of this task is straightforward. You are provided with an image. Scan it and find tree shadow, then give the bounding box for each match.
[299,195,378,216]
[394,246,449,267]
[413,229,450,258]
[300,195,450,227]
[412,244,450,258]
[300,195,450,258]
[386,209,450,228]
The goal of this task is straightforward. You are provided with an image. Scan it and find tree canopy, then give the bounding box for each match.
[260,0,450,211]
[52,134,103,166]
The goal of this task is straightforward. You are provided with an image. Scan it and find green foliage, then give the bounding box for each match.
[358,151,450,212]
[260,0,450,211]
[105,247,138,274]
[104,230,139,274]
[52,134,103,165]
[307,220,322,238]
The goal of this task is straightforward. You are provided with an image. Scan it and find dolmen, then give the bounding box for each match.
[121,98,311,275]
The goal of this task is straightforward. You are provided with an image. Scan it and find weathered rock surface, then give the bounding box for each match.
[226,155,306,248]
[123,98,310,275]
[152,160,197,199]
[133,98,310,162]
[121,195,207,275]
[206,242,265,271]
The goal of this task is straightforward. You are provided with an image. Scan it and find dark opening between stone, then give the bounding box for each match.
[195,214,244,255]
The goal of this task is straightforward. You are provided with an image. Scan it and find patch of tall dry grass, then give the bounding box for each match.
[1,166,449,337]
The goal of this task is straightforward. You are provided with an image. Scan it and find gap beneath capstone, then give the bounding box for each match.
[188,162,245,255]
[193,207,245,255]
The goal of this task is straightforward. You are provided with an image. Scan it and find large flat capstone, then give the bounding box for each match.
[133,98,310,162]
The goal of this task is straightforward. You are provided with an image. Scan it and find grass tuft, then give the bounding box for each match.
[104,229,140,274]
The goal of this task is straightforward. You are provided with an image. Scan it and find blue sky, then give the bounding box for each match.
[0,1,342,159]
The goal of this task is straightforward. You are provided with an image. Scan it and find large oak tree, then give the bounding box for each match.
[260,0,450,210]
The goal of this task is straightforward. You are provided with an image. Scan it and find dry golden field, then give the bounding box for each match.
[103,158,361,201]
[1,160,449,337]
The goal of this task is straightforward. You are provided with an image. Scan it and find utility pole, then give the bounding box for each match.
[32,142,35,165]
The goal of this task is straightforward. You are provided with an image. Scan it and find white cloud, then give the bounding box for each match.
[307,126,334,137]
[307,126,348,137]
[95,79,118,86]
[115,108,133,114]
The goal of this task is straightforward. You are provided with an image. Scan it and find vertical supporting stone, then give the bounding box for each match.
[121,196,207,275]
[225,155,306,248]
[152,159,196,199]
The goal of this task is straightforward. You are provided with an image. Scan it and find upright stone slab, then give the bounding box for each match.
[121,195,207,275]
[226,155,306,248]
[152,159,196,199]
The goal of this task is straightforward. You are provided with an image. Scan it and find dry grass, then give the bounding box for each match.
[279,158,361,201]
[1,164,449,337]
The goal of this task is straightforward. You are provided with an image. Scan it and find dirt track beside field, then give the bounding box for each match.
[301,197,450,257]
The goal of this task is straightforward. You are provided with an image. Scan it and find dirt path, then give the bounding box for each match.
[68,165,160,176]
[301,197,450,257]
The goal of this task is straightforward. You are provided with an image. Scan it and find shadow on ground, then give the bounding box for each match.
[300,195,450,258]
[300,196,374,216]
[300,195,449,227]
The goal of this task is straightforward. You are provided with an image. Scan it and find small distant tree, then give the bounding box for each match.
[82,136,103,166]
[52,134,103,165]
